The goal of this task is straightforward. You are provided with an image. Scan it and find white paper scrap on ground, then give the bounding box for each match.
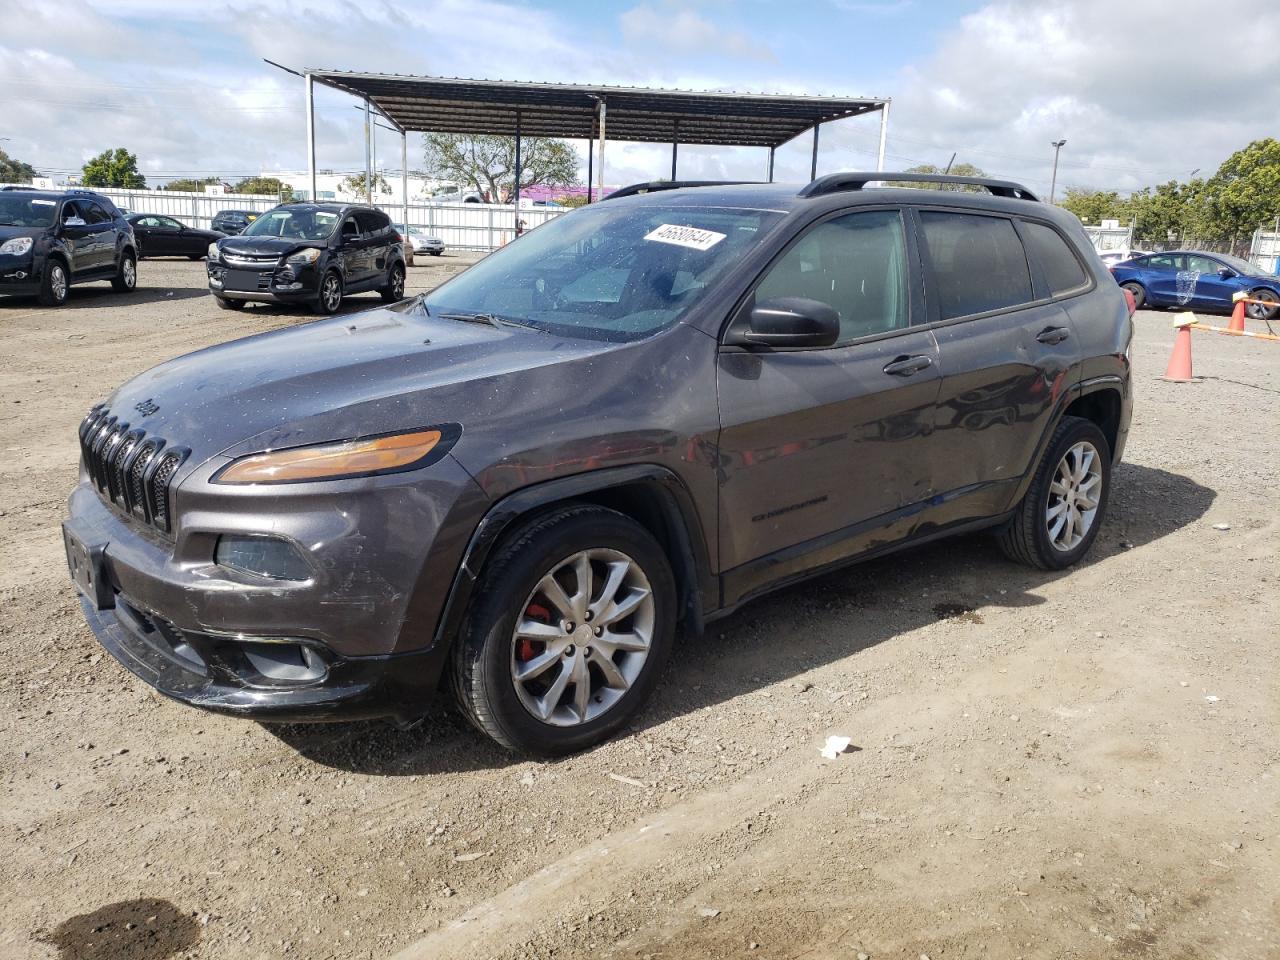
[820,735,853,759]
[643,223,727,251]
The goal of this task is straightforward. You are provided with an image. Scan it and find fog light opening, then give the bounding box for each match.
[242,641,328,684]
[215,535,312,582]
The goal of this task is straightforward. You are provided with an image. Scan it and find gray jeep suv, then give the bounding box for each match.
[63,172,1133,754]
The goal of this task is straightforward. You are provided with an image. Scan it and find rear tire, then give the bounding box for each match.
[1120,282,1145,311]
[38,259,69,306]
[214,295,245,311]
[998,416,1111,571]
[450,505,677,755]
[110,251,137,292]
[380,263,406,303]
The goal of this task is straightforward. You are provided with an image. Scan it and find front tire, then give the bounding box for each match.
[315,271,343,314]
[1120,282,1145,311]
[380,262,405,303]
[111,251,137,292]
[450,505,677,755]
[998,416,1111,570]
[1246,288,1278,321]
[38,259,69,306]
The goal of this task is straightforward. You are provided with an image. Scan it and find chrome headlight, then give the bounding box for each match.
[286,248,322,266]
[0,237,34,256]
[207,241,221,260]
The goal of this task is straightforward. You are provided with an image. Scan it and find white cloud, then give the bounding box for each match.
[620,4,775,61]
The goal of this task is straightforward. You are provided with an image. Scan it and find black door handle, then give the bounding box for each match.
[1036,326,1071,345]
[883,355,933,377]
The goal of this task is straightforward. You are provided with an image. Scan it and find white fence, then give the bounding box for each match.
[85,188,567,252]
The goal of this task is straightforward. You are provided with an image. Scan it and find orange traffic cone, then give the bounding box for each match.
[1162,323,1195,381]
[1228,296,1246,333]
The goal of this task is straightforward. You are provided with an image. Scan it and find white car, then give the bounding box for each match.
[1098,249,1144,267]
[394,224,446,259]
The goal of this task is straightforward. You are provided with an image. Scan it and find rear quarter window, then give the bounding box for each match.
[919,211,1033,320]
[1021,220,1089,296]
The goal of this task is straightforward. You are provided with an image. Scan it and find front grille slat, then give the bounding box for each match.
[78,406,187,536]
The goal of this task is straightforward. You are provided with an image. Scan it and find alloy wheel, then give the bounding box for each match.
[1246,290,1277,320]
[122,257,136,289]
[1045,440,1102,552]
[322,275,341,311]
[510,548,655,727]
[50,264,67,302]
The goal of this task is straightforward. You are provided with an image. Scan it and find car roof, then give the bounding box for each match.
[0,187,107,202]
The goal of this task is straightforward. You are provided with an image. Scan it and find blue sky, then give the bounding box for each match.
[3,0,1276,196]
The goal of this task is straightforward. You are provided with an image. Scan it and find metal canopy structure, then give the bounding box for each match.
[272,64,891,239]
[304,71,887,149]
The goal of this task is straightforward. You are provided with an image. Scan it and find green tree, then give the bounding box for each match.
[423,134,579,202]
[0,148,38,184]
[1200,138,1280,241]
[888,162,990,192]
[233,176,293,198]
[161,177,222,193]
[81,148,146,189]
[340,172,391,197]
[1060,187,1130,225]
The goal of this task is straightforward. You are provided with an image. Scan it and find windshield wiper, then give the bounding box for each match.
[438,311,519,329]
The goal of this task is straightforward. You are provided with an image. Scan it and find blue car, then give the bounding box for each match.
[1110,250,1279,319]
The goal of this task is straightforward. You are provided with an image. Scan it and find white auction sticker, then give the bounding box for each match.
[643,223,726,251]
[31,199,56,205]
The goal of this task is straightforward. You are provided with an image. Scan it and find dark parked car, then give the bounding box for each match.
[210,209,260,235]
[206,202,406,314]
[63,172,1132,754]
[0,187,138,306]
[128,214,225,260]
[1110,249,1279,319]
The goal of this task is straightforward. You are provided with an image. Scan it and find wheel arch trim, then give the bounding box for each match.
[431,465,716,651]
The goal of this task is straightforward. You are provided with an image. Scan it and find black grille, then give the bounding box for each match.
[79,405,189,533]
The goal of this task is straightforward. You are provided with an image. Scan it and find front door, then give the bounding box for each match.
[337,216,369,287]
[59,202,100,276]
[1186,253,1240,311]
[915,209,1081,519]
[716,208,943,577]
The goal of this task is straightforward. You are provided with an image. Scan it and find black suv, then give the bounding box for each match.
[210,209,259,235]
[206,202,407,314]
[63,173,1132,754]
[0,187,138,306]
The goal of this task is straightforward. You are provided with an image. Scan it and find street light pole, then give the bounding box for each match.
[1049,139,1067,203]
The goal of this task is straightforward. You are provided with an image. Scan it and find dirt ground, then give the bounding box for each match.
[0,258,1276,960]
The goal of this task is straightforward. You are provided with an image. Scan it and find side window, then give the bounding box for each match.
[754,209,909,344]
[340,216,361,241]
[61,201,83,223]
[1185,255,1221,275]
[1021,221,1088,296]
[356,210,387,236]
[137,216,160,228]
[82,202,111,225]
[919,211,1033,319]
[159,217,183,230]
[1146,254,1182,271]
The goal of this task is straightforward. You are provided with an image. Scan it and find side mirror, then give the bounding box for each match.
[1217,268,1235,279]
[63,216,86,228]
[736,297,840,349]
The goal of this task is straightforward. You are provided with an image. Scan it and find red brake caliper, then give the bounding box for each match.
[517,602,552,661]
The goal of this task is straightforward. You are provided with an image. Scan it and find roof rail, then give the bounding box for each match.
[799,172,1040,201]
[605,180,756,200]
[1,185,38,191]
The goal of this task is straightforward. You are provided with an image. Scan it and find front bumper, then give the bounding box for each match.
[0,253,40,295]
[207,258,319,303]
[63,451,488,722]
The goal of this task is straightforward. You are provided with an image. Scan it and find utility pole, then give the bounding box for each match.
[1049,139,1066,204]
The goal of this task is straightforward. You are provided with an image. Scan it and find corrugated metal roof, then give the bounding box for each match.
[305,71,887,147]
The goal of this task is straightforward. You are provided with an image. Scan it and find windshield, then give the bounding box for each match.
[242,207,338,241]
[423,202,781,341]
[1215,252,1261,276]
[0,194,58,228]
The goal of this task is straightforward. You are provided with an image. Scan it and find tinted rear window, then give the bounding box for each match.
[919,211,1032,319]
[1021,221,1088,296]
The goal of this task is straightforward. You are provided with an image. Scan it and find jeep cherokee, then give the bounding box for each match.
[63,172,1133,755]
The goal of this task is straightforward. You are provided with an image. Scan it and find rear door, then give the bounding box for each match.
[916,209,1082,519]
[356,209,392,286]
[135,216,173,256]
[336,215,368,287]
[81,201,117,270]
[1141,253,1186,306]
[716,206,944,574]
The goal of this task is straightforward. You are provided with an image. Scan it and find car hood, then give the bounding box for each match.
[0,225,44,242]
[94,302,620,473]
[217,235,324,257]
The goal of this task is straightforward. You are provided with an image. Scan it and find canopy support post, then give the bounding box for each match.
[876,100,891,172]
[513,109,523,234]
[671,119,678,181]
[305,73,316,202]
[586,131,594,204]
[810,123,820,181]
[596,99,607,200]
[767,145,775,183]
[364,98,372,203]
[401,130,409,231]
